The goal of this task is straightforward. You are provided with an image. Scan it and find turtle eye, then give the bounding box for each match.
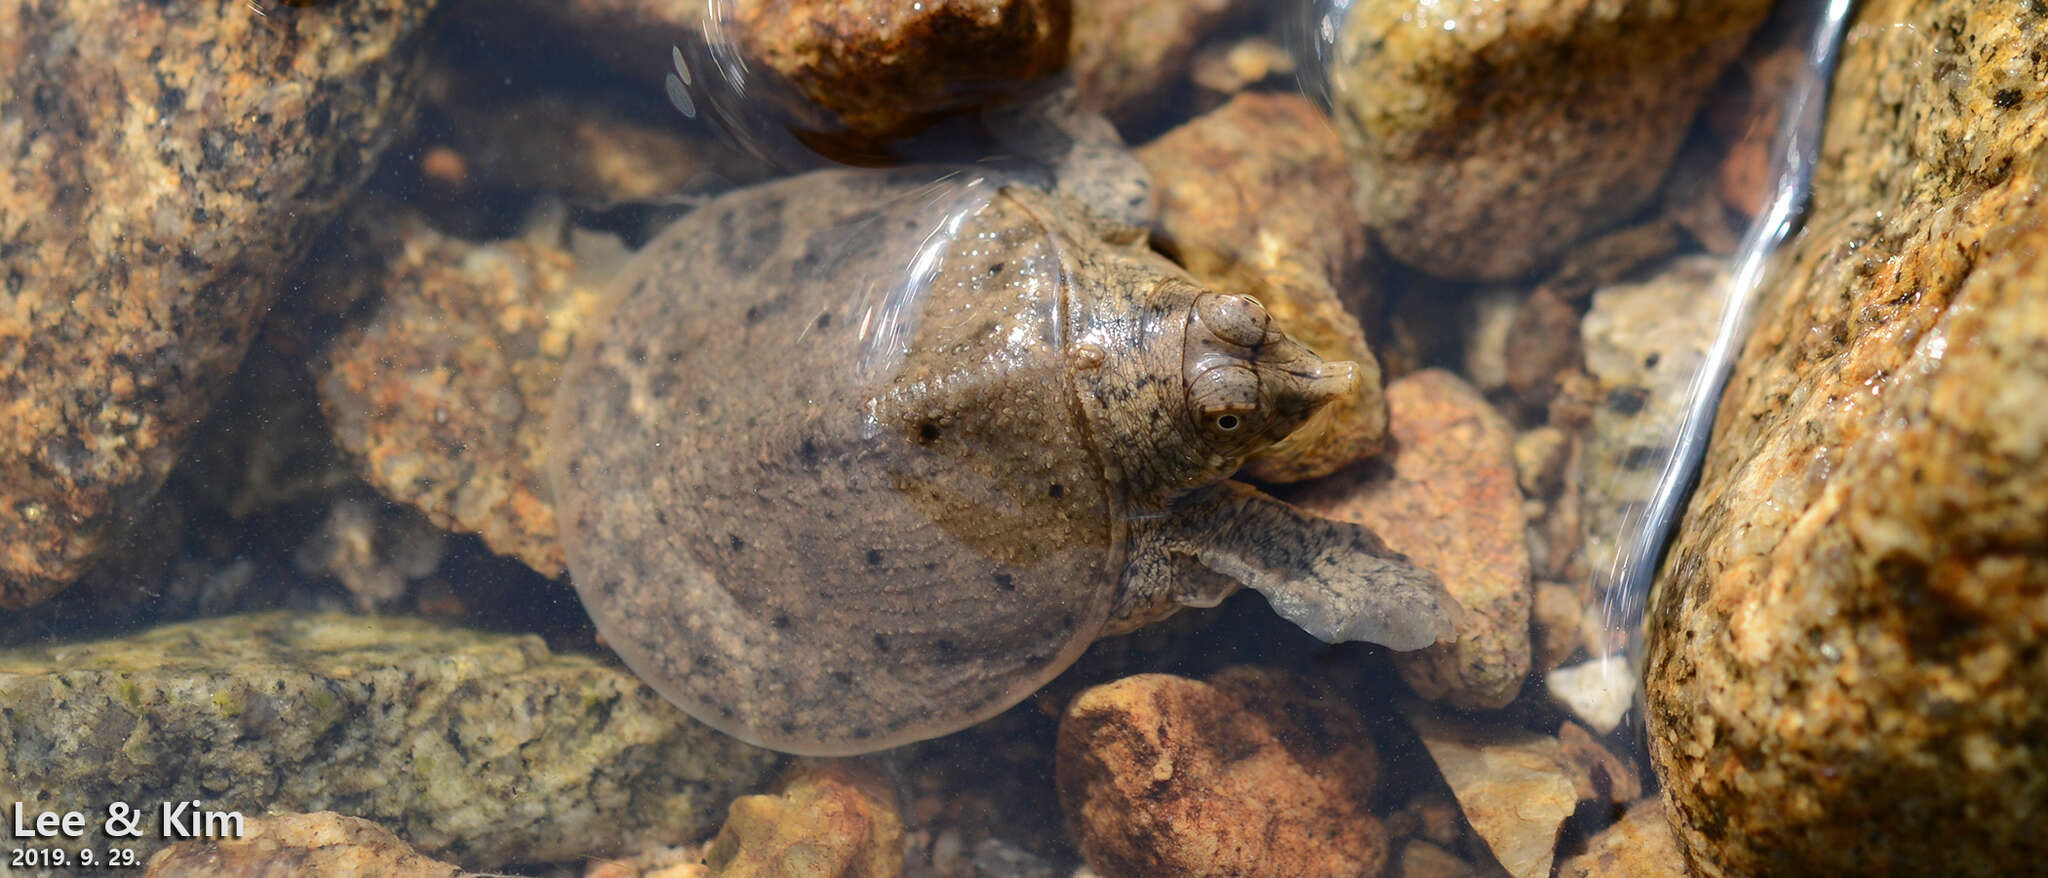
[1189,365,1264,441]
[1194,292,1270,349]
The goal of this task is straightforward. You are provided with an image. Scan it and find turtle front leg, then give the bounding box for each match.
[1121,481,1463,651]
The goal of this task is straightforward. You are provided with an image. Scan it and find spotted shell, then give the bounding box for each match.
[550,167,1134,754]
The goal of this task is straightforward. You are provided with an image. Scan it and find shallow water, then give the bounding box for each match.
[0,0,1854,875]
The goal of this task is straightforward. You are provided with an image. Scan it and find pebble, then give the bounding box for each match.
[1057,668,1386,878]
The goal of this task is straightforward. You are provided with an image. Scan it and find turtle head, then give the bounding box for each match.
[1182,292,1358,462]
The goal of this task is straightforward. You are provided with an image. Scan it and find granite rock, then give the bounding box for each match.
[1057,668,1386,878]
[0,0,438,608]
[723,0,1069,144]
[143,812,466,878]
[0,612,778,868]
[1288,370,1531,710]
[704,762,904,878]
[1326,0,1773,280]
[1645,2,2048,875]
[1137,92,1387,482]
[319,202,625,577]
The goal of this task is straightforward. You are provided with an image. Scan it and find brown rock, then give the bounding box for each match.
[1395,841,1479,878]
[1644,2,2048,875]
[1071,0,1251,122]
[1554,798,1685,878]
[1556,722,1641,805]
[144,812,466,878]
[1289,371,1532,710]
[1501,287,1584,413]
[1138,92,1388,482]
[706,762,904,878]
[319,203,624,576]
[0,0,438,608]
[1404,708,1578,878]
[1327,0,1773,280]
[293,494,446,611]
[727,0,1069,144]
[422,77,773,205]
[1530,582,1587,671]
[1057,668,1387,878]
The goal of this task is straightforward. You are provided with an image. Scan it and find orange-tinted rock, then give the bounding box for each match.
[1327,0,1773,280]
[1645,2,2048,875]
[1057,668,1386,878]
[0,0,438,608]
[706,762,904,878]
[1138,92,1387,482]
[143,812,463,878]
[319,202,623,576]
[1289,370,1531,709]
[726,0,1069,143]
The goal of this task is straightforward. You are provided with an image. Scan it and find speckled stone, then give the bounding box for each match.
[727,0,1069,143]
[1057,668,1387,878]
[704,762,904,878]
[143,812,465,878]
[0,612,779,868]
[0,0,437,608]
[1137,92,1388,482]
[1288,370,1532,710]
[1577,255,1726,597]
[1644,2,2048,875]
[319,202,625,577]
[1327,0,1773,281]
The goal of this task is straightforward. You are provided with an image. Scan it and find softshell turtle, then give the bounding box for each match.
[550,146,1460,756]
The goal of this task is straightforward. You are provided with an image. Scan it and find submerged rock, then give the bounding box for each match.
[1137,92,1388,482]
[1403,709,1578,878]
[0,0,438,608]
[704,762,904,878]
[0,612,777,868]
[1070,0,1252,122]
[725,0,1069,145]
[1057,668,1387,878]
[1577,255,1727,591]
[1645,1,2048,875]
[1326,0,1773,281]
[1553,797,1684,878]
[143,812,466,878]
[319,202,624,577]
[1289,370,1532,710]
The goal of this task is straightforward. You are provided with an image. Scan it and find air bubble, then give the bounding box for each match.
[665,71,697,119]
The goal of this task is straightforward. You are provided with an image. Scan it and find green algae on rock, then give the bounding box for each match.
[1326,0,1774,281]
[1645,1,2048,874]
[0,0,439,609]
[0,612,777,869]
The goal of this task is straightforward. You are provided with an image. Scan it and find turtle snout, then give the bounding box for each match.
[1308,359,1359,405]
